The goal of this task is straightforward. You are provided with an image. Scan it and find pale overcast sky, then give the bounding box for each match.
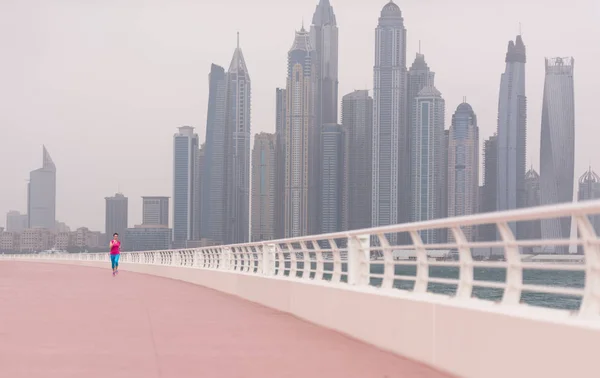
[0,0,598,231]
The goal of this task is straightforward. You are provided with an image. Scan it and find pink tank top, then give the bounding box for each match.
[110,240,121,255]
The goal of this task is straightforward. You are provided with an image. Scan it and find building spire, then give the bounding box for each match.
[237,31,240,49]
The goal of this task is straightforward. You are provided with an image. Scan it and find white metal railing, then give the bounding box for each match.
[3,200,600,318]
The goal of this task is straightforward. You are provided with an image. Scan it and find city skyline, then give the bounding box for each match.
[1,0,597,230]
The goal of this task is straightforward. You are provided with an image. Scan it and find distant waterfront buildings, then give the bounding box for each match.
[142,197,169,227]
[342,90,373,231]
[251,133,277,242]
[447,102,479,241]
[496,35,527,237]
[6,211,28,233]
[28,146,56,231]
[372,1,408,244]
[540,57,575,252]
[173,126,199,247]
[125,226,172,252]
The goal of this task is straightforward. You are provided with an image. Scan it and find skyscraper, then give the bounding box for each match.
[343,90,373,231]
[522,167,541,245]
[173,126,199,247]
[578,167,600,236]
[321,123,345,234]
[496,35,527,235]
[251,133,277,241]
[310,0,338,127]
[202,64,227,245]
[274,88,287,239]
[105,193,128,239]
[408,53,435,221]
[447,102,479,241]
[311,0,339,235]
[478,134,498,241]
[225,35,251,244]
[372,1,408,242]
[411,86,445,243]
[284,27,316,238]
[193,144,204,241]
[540,57,575,251]
[142,197,169,227]
[28,146,56,230]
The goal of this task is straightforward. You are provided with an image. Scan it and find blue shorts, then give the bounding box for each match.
[110,254,120,269]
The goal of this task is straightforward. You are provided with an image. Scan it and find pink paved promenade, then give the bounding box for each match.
[0,262,452,378]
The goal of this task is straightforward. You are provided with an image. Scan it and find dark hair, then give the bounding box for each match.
[113,233,119,236]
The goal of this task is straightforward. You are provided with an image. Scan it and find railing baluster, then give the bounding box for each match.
[452,226,474,299]
[497,221,522,305]
[410,231,429,293]
[377,233,394,289]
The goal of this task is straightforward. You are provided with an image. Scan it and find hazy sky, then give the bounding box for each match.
[0,0,598,232]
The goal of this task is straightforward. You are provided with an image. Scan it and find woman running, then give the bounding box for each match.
[109,233,121,276]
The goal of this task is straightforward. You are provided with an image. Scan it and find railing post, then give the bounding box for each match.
[347,234,369,286]
[497,221,522,305]
[410,231,429,293]
[221,247,231,270]
[262,244,275,276]
[576,215,600,318]
[451,226,474,299]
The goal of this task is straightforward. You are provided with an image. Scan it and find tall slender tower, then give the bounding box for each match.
[496,35,527,236]
[201,65,227,245]
[540,57,575,252]
[28,146,56,230]
[408,53,435,209]
[173,126,199,247]
[372,1,407,242]
[225,34,252,244]
[447,102,479,241]
[309,0,338,235]
[343,90,373,231]
[411,86,445,243]
[274,88,287,239]
[284,27,316,238]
